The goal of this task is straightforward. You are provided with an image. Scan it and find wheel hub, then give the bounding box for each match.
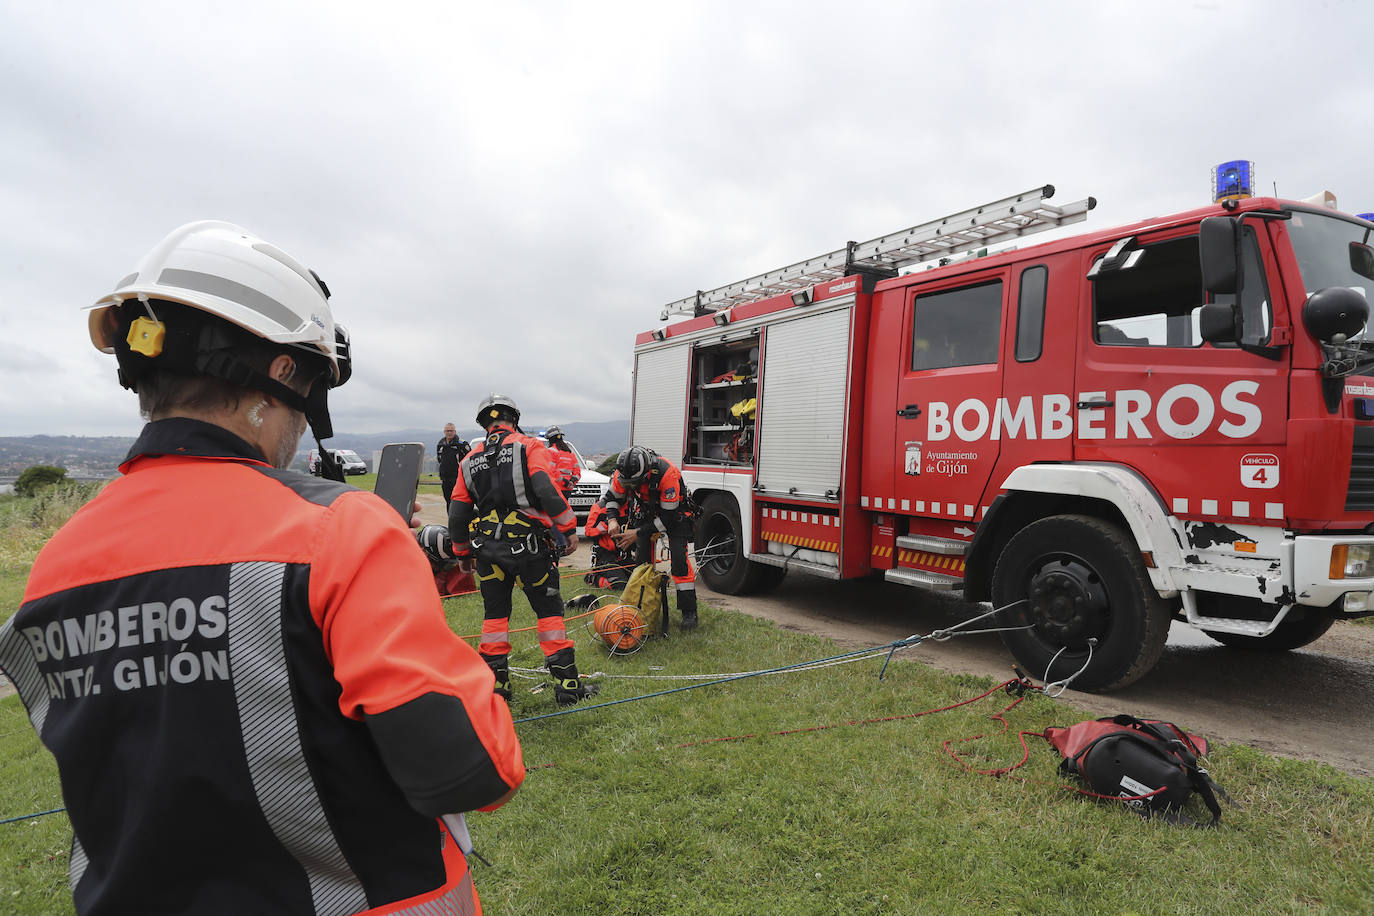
[1026,559,1109,645]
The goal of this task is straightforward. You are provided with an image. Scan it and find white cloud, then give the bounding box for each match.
[1,0,1371,436]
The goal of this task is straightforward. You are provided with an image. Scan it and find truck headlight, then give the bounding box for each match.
[1343,591,1373,613]
[1329,545,1374,579]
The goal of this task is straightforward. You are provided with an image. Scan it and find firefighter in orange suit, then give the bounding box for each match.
[583,496,636,589]
[449,395,597,706]
[0,222,523,916]
[604,445,698,628]
[543,425,582,498]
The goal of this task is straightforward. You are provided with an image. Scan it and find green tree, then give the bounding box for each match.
[14,465,68,497]
[596,452,620,477]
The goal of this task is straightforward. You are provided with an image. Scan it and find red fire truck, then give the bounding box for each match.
[628,184,1374,690]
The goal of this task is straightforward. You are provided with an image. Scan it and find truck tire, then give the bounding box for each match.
[694,494,783,595]
[990,514,1170,692]
[1203,608,1336,651]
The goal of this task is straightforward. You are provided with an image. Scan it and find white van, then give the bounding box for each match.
[307,448,368,476]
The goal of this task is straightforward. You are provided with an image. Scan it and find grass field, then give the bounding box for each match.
[3,487,1374,914]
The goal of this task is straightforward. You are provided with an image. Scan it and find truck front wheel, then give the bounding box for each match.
[990,514,1170,692]
[694,494,785,595]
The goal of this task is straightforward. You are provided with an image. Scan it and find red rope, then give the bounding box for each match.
[525,678,1023,771]
[940,694,1171,805]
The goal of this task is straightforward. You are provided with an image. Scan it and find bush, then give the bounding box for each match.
[14,465,67,497]
[596,452,620,477]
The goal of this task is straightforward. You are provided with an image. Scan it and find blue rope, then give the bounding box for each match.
[0,807,65,826]
[515,635,922,724]
[2,636,927,825]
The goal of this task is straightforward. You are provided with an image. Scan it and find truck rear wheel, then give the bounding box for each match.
[990,514,1170,692]
[694,494,785,595]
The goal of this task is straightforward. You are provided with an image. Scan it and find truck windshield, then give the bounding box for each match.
[1287,211,1374,302]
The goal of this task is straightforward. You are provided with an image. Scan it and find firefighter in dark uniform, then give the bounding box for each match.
[604,445,698,629]
[449,394,597,706]
[0,222,523,915]
[436,422,470,506]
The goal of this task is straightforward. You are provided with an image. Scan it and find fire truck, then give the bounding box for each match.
[627,183,1374,690]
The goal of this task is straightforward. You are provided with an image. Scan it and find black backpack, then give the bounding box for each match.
[1045,715,1227,826]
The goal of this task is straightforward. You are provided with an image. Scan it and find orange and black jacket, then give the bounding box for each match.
[604,456,688,531]
[448,423,577,549]
[0,418,524,915]
[583,499,618,550]
[547,444,581,496]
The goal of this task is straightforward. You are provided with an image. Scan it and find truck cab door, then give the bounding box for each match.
[886,269,1009,525]
[1075,226,1288,525]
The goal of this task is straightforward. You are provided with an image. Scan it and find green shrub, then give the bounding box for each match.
[596,452,620,476]
[13,466,68,497]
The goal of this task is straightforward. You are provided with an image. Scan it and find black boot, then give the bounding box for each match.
[678,587,699,630]
[546,647,599,706]
[483,654,512,701]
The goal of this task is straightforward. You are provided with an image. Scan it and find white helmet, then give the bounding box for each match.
[88,220,344,382]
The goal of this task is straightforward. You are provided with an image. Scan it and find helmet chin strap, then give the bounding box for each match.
[302,376,344,482]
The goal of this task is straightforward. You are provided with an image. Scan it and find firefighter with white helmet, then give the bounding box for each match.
[0,221,524,915]
[605,445,699,629]
[449,394,597,705]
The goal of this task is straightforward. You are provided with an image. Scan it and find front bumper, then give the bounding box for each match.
[1293,534,1374,612]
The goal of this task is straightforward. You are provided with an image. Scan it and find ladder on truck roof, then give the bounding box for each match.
[660,184,1096,319]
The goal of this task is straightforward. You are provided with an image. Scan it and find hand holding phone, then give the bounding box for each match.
[373,442,425,525]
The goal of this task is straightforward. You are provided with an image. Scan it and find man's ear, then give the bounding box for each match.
[268,354,297,384]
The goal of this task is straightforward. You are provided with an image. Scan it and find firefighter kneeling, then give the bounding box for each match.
[604,446,698,629]
[583,495,637,589]
[449,394,598,706]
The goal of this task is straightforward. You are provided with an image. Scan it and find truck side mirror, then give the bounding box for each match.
[1303,286,1370,343]
[1350,241,1374,282]
[1199,216,1238,295]
[1198,302,1237,343]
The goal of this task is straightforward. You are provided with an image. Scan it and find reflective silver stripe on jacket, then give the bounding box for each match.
[0,617,49,734]
[383,870,477,916]
[510,442,529,507]
[228,561,370,916]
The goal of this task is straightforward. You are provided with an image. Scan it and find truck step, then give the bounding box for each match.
[894,534,968,556]
[884,567,963,591]
[748,554,841,580]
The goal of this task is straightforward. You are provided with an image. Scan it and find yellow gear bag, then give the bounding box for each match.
[619,563,669,638]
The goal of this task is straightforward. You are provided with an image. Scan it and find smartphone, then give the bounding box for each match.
[373,442,425,524]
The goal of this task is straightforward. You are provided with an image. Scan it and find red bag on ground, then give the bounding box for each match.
[1045,715,1224,826]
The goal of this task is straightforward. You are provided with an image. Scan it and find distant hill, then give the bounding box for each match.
[0,435,137,478]
[331,420,629,472]
[0,420,629,478]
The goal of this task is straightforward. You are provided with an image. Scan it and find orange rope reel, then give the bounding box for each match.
[591,602,651,655]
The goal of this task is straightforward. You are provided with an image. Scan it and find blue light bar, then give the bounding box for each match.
[1359,213,1374,222]
[1212,160,1255,203]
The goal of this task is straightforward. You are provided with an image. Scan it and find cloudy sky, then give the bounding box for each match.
[2,0,1370,438]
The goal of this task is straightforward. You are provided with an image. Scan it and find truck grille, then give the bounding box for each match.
[1347,426,1374,511]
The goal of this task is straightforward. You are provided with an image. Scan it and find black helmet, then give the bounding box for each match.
[417,525,458,564]
[616,445,655,483]
[476,393,520,428]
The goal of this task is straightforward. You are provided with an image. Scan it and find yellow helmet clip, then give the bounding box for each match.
[127,316,166,357]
